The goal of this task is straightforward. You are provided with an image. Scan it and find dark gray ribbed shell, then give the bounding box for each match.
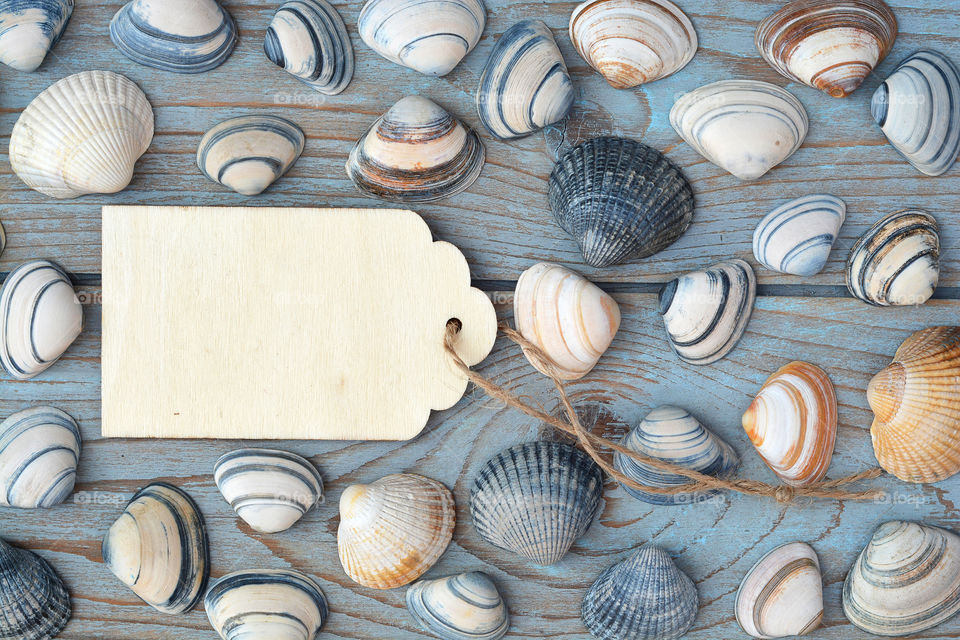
[0,538,71,640]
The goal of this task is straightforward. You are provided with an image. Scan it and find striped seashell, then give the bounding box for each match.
[0,406,80,509]
[845,209,939,306]
[756,0,897,99]
[197,116,305,196]
[844,521,960,636]
[736,542,823,639]
[338,473,455,589]
[0,220,5,258]
[872,49,960,177]
[548,137,695,268]
[613,405,739,506]
[476,19,574,140]
[470,441,603,566]
[670,80,809,181]
[346,96,484,202]
[0,538,71,640]
[0,0,73,72]
[406,572,509,640]
[742,361,837,487]
[0,260,83,380]
[569,0,696,89]
[265,0,354,96]
[753,194,846,276]
[102,482,209,614]
[582,546,698,640]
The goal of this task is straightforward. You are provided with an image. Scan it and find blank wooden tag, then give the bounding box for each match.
[101,206,497,440]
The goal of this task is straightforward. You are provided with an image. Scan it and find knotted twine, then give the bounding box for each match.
[444,321,885,504]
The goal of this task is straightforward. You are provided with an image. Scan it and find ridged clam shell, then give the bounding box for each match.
[736,542,823,639]
[845,209,939,306]
[338,473,455,589]
[753,194,846,276]
[0,406,80,509]
[582,546,698,640]
[569,0,696,89]
[670,80,809,181]
[470,441,603,566]
[102,482,209,614]
[548,137,695,267]
[0,0,73,72]
[406,572,509,640]
[476,19,573,140]
[0,538,71,640]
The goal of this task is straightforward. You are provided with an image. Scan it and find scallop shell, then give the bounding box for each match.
[845,209,939,307]
[742,361,837,487]
[476,19,574,140]
[582,546,698,640]
[0,0,73,72]
[338,473,455,589]
[669,80,809,181]
[264,0,354,96]
[0,406,80,509]
[406,572,509,640]
[569,0,696,89]
[214,448,323,534]
[470,441,603,566]
[872,49,960,177]
[346,96,484,202]
[102,482,209,614]
[0,538,71,640]
[843,520,960,636]
[548,137,695,268]
[753,194,846,276]
[197,116,305,196]
[756,0,897,99]
[736,542,823,639]
[657,259,756,365]
[0,260,83,380]
[9,70,154,199]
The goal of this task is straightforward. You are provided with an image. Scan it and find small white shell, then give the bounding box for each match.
[736,542,823,639]
[0,406,80,509]
[406,572,509,640]
[0,0,74,72]
[753,194,846,276]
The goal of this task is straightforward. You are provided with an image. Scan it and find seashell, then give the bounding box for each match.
[358,0,485,76]
[569,0,697,89]
[264,0,354,96]
[0,406,80,509]
[197,116,305,196]
[657,259,755,365]
[845,209,939,307]
[548,137,695,268]
[346,96,484,203]
[205,569,328,640]
[872,49,960,177]
[669,80,809,181]
[0,0,74,72]
[581,545,698,640]
[736,542,823,639]
[756,0,897,99]
[753,194,847,276]
[0,538,71,640]
[338,473,455,589]
[0,260,83,380]
[470,441,603,565]
[110,0,237,73]
[742,361,837,487]
[9,70,154,199]
[613,405,739,505]
[102,482,209,614]
[843,520,960,636]
[406,571,509,640]
[476,19,573,140]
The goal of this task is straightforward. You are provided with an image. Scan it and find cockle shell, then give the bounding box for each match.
[0,0,73,72]
[548,137,695,268]
[0,538,71,640]
[470,441,603,566]
[756,0,897,99]
[102,482,209,614]
[347,96,485,203]
[338,473,455,589]
[569,0,697,89]
[843,520,960,636]
[0,406,80,509]
[582,546,698,640]
[742,361,837,487]
[669,80,809,181]
[736,542,823,639]
[845,209,939,306]
[406,572,509,640]
[753,194,846,276]
[476,19,573,140]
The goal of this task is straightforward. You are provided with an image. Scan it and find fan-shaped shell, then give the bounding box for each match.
[548,137,695,268]
[736,542,823,639]
[470,441,603,566]
[406,572,509,640]
[669,80,809,181]
[0,538,71,640]
[0,0,73,72]
[338,473,455,589]
[753,194,846,276]
[0,406,80,509]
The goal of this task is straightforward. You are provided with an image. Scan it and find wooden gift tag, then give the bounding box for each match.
[101,206,497,439]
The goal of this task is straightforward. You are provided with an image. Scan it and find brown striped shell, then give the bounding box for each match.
[736,542,823,639]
